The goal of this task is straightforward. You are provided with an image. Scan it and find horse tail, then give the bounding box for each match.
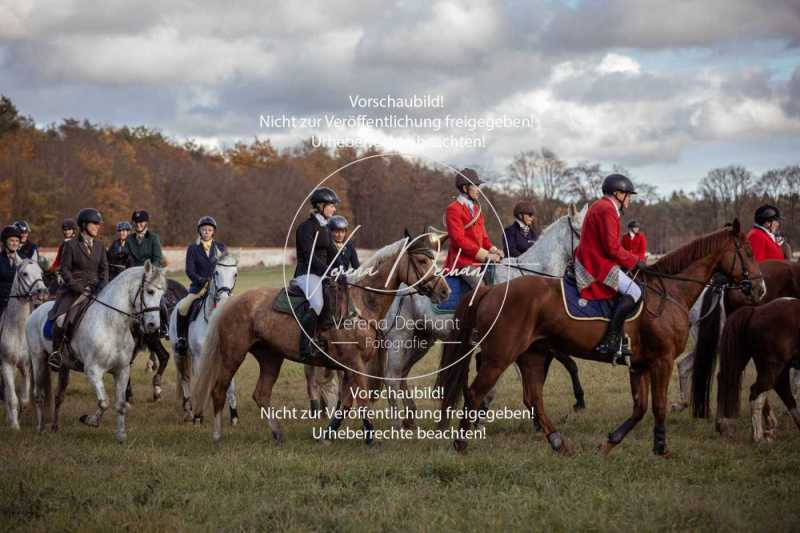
[191,308,224,419]
[436,285,490,414]
[690,288,724,418]
[716,306,755,420]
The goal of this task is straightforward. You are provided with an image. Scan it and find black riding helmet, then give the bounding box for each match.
[754,204,781,226]
[628,220,640,229]
[77,208,103,229]
[13,220,30,233]
[131,210,150,223]
[601,173,637,196]
[327,215,349,231]
[310,187,340,207]
[62,218,77,231]
[1,225,22,245]
[197,215,217,233]
[513,201,535,219]
[455,168,482,192]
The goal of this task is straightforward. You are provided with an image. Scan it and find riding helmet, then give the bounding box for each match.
[62,218,77,231]
[310,187,340,206]
[754,204,781,225]
[455,168,483,191]
[327,215,349,231]
[601,173,637,195]
[513,201,535,219]
[1,225,22,244]
[197,215,217,232]
[13,220,30,233]
[116,221,132,232]
[77,208,103,227]
[628,220,640,229]
[131,210,150,223]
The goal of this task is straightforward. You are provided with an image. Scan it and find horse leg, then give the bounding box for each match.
[252,354,284,443]
[773,366,800,434]
[672,352,693,412]
[749,362,778,444]
[114,365,131,442]
[518,351,570,453]
[1,361,20,429]
[19,361,31,408]
[51,368,70,432]
[649,358,674,456]
[305,365,322,415]
[598,367,650,455]
[455,356,508,453]
[210,356,244,443]
[32,353,50,432]
[227,379,239,425]
[148,336,169,401]
[554,352,585,410]
[79,366,110,428]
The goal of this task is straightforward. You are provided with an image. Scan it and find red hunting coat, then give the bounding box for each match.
[574,196,639,300]
[747,226,785,262]
[445,199,493,272]
[621,232,647,261]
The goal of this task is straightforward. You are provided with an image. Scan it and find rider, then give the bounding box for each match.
[0,225,22,318]
[747,205,785,262]
[107,221,132,279]
[503,201,537,258]
[48,219,77,274]
[293,187,340,358]
[174,216,226,355]
[13,220,39,262]
[126,210,164,268]
[574,174,646,360]
[327,215,360,275]
[444,168,503,288]
[621,220,647,261]
[47,208,109,371]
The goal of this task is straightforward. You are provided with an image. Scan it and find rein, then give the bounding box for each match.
[86,270,163,325]
[202,261,238,322]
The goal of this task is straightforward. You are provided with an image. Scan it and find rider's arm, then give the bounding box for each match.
[186,245,202,286]
[349,244,360,269]
[598,206,638,270]
[446,204,487,261]
[59,243,81,293]
[97,243,109,289]
[297,223,329,276]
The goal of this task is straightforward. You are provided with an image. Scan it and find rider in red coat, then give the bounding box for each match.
[621,220,647,261]
[574,174,646,360]
[747,204,785,262]
[444,168,502,285]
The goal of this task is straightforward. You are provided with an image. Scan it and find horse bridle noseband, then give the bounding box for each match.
[202,261,237,321]
[10,262,48,301]
[88,270,164,327]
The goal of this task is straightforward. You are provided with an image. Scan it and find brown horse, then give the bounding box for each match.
[709,298,800,443]
[437,221,765,456]
[691,260,800,418]
[192,235,449,443]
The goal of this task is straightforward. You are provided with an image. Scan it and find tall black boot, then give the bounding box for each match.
[595,295,637,360]
[48,324,65,371]
[175,312,189,355]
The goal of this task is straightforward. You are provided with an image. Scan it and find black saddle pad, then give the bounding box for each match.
[561,274,642,322]
[272,287,311,320]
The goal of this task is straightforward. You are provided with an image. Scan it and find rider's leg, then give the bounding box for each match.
[294,275,326,360]
[596,270,641,360]
[175,292,203,354]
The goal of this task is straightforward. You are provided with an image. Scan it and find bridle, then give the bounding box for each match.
[9,262,48,301]
[202,260,238,322]
[87,269,164,328]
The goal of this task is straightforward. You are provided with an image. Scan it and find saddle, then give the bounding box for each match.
[64,295,95,340]
[188,296,205,324]
[271,281,356,326]
[272,282,314,322]
[561,264,643,322]
[432,276,471,314]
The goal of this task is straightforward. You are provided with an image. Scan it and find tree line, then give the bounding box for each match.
[0,96,797,254]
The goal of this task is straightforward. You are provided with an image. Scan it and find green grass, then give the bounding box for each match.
[1,267,799,531]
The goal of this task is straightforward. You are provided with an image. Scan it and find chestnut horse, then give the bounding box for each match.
[438,221,765,456]
[710,298,800,443]
[192,234,449,443]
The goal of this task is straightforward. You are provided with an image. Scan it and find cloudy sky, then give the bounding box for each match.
[2,0,799,193]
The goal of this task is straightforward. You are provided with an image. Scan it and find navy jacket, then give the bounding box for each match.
[294,215,338,279]
[186,240,226,293]
[503,222,537,258]
[330,242,360,278]
[0,251,17,314]
[107,239,130,279]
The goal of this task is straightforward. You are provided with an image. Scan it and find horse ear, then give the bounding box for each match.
[403,228,412,239]
[143,259,152,274]
[568,203,576,217]
[731,219,741,234]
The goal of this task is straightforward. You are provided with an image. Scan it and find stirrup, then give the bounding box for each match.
[612,335,632,367]
[48,351,62,372]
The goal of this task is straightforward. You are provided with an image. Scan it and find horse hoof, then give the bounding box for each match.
[231,417,239,426]
[453,439,468,454]
[655,449,673,459]
[79,415,99,428]
[116,432,127,443]
[50,424,59,433]
[573,401,586,412]
[670,402,688,413]
[183,412,193,423]
[272,432,284,445]
[193,415,203,425]
[596,441,616,456]
[556,439,575,456]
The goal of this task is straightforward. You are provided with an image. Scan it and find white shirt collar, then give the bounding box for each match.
[516,219,529,232]
[605,195,620,216]
[457,194,475,211]
[754,224,777,242]
[314,213,328,226]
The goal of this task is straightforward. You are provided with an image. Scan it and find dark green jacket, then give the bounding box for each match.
[125,230,163,267]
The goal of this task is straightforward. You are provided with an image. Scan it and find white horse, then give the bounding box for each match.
[0,259,49,429]
[27,262,166,441]
[379,204,587,429]
[169,251,239,424]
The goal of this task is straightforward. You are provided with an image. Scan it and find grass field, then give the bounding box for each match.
[1,267,799,532]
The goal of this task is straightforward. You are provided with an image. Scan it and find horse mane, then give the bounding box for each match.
[216,251,238,266]
[348,239,405,283]
[650,227,734,275]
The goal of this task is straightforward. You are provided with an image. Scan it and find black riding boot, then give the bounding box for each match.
[47,325,65,371]
[595,295,637,363]
[298,312,328,362]
[175,312,189,355]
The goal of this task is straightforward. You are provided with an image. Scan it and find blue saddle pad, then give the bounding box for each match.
[432,276,471,314]
[43,319,55,340]
[560,275,642,322]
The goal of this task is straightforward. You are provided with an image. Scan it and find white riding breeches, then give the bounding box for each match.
[293,274,324,315]
[618,270,642,302]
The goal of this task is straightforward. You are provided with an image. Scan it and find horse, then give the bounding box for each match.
[192,234,450,444]
[0,259,49,429]
[168,251,239,423]
[27,261,166,441]
[707,298,800,443]
[437,221,765,456]
[379,205,588,430]
[688,260,800,417]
